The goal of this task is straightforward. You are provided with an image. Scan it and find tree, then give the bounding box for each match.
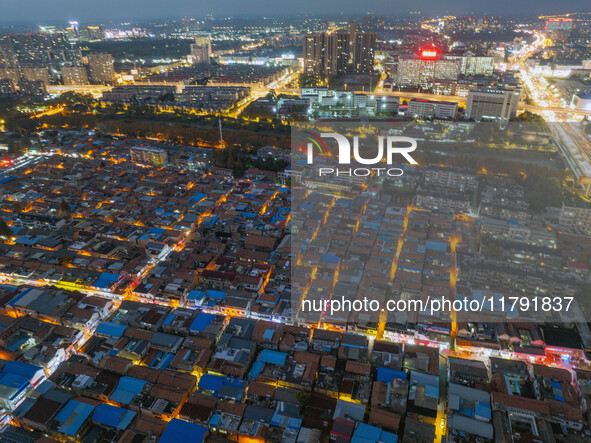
[0,218,13,239]
[233,154,245,178]
[60,198,71,218]
[226,150,236,170]
[484,243,503,260]
[524,176,563,213]
[296,390,311,410]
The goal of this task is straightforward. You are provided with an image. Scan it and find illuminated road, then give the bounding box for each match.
[30,106,65,118]
[276,87,591,117]
[227,70,300,118]
[47,85,113,99]
[516,33,591,191]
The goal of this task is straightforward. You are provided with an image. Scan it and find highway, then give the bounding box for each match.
[515,33,591,192]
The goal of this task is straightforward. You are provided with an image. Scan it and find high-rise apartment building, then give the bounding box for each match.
[303,31,376,77]
[87,52,115,85]
[545,18,574,32]
[21,67,51,86]
[130,147,168,166]
[61,66,89,85]
[465,89,522,122]
[190,36,211,65]
[396,56,459,89]
[396,51,493,89]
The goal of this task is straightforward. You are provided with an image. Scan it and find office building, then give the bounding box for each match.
[87,52,115,85]
[61,66,89,85]
[130,147,168,166]
[303,30,376,77]
[465,89,521,122]
[407,99,458,119]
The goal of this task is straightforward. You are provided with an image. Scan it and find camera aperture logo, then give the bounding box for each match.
[301,132,418,177]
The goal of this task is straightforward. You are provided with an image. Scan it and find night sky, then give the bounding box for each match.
[1,0,590,24]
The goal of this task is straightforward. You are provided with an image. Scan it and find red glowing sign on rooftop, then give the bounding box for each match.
[420,49,438,60]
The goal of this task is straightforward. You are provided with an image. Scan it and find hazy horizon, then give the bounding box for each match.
[1,0,590,25]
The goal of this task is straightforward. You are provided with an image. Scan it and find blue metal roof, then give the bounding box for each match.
[352,423,398,443]
[190,192,208,203]
[2,360,42,380]
[93,273,121,289]
[259,349,287,366]
[376,367,407,383]
[162,314,175,326]
[95,322,127,339]
[206,289,226,300]
[475,401,491,420]
[55,400,95,436]
[6,336,29,352]
[320,254,340,264]
[109,376,147,405]
[0,373,29,392]
[92,403,136,430]
[7,288,34,307]
[198,373,225,393]
[198,374,245,396]
[189,312,217,332]
[186,290,205,301]
[248,361,265,380]
[160,419,207,443]
[426,240,448,252]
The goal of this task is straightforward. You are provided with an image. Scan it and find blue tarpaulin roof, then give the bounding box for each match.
[160,419,208,443]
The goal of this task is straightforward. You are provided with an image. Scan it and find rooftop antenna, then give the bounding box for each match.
[219,117,224,149]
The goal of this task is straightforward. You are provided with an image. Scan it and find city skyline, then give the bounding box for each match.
[1,1,591,24]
